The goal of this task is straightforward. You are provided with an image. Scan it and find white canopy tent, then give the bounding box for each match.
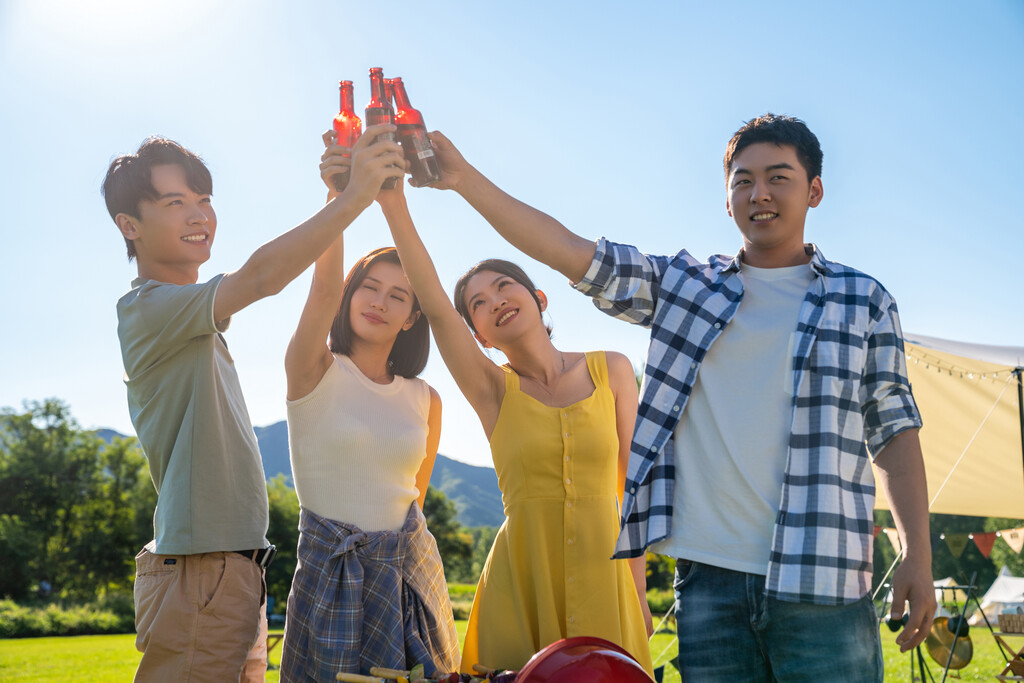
[873,333,1024,518]
[969,567,1024,625]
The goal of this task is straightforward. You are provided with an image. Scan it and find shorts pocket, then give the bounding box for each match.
[134,557,178,648]
[199,553,259,617]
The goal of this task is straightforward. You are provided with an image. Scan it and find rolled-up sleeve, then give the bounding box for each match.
[860,295,923,455]
[572,238,672,328]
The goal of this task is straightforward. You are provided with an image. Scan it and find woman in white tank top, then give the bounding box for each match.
[278,131,459,680]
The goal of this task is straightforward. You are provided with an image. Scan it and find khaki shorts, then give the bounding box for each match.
[133,542,268,683]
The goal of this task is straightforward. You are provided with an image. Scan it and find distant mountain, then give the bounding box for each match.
[96,421,505,529]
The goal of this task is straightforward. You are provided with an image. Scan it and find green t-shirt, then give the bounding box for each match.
[117,275,269,555]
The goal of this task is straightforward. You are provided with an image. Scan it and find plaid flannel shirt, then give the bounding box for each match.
[574,238,922,605]
[280,504,460,679]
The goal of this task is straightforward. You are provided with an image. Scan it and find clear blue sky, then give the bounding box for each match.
[1,0,1021,468]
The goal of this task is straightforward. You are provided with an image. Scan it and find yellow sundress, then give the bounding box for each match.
[460,351,654,675]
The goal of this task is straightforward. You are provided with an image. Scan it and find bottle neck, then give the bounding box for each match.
[392,80,411,112]
[369,71,390,109]
[340,84,355,114]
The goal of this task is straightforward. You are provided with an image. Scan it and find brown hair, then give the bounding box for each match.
[329,247,430,378]
[101,137,212,261]
[453,259,551,338]
[724,113,823,182]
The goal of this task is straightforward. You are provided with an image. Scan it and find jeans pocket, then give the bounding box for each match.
[672,558,699,592]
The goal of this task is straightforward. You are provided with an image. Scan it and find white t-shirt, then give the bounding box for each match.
[286,354,431,532]
[651,262,813,574]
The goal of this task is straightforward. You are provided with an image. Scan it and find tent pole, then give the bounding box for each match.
[1018,368,1024,481]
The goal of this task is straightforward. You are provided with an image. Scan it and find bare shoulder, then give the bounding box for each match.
[604,350,636,378]
[603,350,640,399]
[427,384,441,407]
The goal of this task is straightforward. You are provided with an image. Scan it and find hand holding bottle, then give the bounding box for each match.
[318,130,347,202]
[411,130,472,190]
[327,123,405,211]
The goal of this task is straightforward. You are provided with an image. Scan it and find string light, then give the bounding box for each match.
[906,345,1015,386]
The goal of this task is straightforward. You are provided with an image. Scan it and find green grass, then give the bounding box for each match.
[0,625,1017,681]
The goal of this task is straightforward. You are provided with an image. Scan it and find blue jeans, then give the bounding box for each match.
[673,560,882,682]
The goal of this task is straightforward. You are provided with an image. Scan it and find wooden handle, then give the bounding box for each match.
[335,673,385,683]
[472,663,496,674]
[369,668,411,680]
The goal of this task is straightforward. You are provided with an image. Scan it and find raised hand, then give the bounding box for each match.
[332,123,406,210]
[318,130,349,201]
[410,130,471,190]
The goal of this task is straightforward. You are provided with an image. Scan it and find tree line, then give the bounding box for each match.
[2,399,1020,613]
[0,399,488,608]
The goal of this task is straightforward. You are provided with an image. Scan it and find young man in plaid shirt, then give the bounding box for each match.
[423,114,936,680]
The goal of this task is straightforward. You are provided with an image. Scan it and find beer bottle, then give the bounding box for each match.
[365,67,399,190]
[331,80,362,192]
[391,76,442,186]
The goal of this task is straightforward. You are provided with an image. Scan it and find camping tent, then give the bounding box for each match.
[969,567,1024,625]
[873,333,1024,518]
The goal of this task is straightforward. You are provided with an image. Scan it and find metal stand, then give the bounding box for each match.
[887,574,977,683]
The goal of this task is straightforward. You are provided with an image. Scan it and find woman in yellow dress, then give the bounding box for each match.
[359,150,654,674]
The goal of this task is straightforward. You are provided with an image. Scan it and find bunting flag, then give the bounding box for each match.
[944,534,970,558]
[876,526,1024,557]
[972,532,997,559]
[1002,527,1024,554]
[883,528,903,556]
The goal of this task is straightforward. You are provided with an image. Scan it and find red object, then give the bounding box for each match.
[365,67,399,189]
[331,80,362,192]
[516,636,654,683]
[973,531,997,558]
[391,76,442,186]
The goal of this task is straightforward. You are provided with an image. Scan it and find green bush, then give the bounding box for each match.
[96,590,135,620]
[448,583,477,621]
[646,587,675,617]
[0,599,133,638]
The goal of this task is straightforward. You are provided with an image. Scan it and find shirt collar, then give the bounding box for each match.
[723,244,828,276]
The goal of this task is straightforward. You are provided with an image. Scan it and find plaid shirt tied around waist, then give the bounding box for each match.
[280,504,459,680]
[574,238,922,605]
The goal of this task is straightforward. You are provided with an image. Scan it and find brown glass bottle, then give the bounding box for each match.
[391,77,441,186]
[365,67,399,190]
[331,80,362,192]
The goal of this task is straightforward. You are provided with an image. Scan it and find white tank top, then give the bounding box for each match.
[286,354,431,532]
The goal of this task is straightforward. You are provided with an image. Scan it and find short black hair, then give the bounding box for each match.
[329,247,430,378]
[724,113,822,182]
[101,137,212,261]
[453,259,551,339]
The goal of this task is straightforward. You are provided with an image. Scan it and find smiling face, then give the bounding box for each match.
[462,269,546,348]
[726,142,823,267]
[347,261,418,345]
[116,163,216,284]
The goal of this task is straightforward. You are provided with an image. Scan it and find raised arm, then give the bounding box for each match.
[213,124,405,323]
[423,131,596,284]
[376,184,506,433]
[284,133,357,400]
